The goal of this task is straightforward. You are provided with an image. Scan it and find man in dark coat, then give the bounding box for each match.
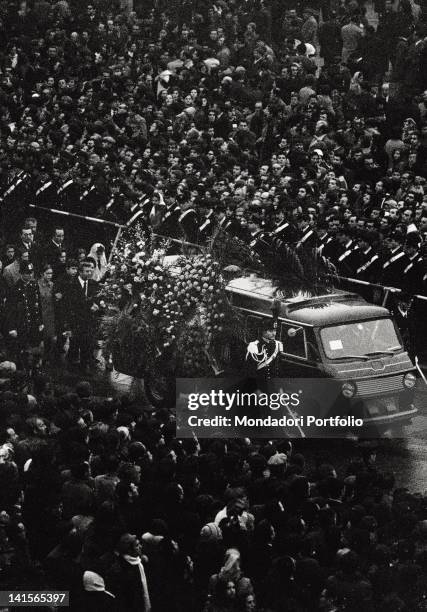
[381,231,409,288]
[106,533,151,612]
[402,233,424,294]
[64,259,99,372]
[318,12,342,65]
[41,227,66,274]
[5,261,44,369]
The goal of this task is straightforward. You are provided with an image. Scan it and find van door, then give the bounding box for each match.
[278,321,316,377]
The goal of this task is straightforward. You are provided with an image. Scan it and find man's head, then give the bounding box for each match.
[24,217,37,235]
[21,228,33,245]
[262,319,276,342]
[404,233,420,257]
[79,260,94,280]
[117,533,142,557]
[5,245,15,262]
[385,230,404,252]
[53,228,65,246]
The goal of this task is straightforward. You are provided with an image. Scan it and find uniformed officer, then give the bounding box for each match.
[402,233,424,294]
[246,319,283,379]
[57,173,80,212]
[156,201,182,240]
[336,227,361,277]
[5,262,44,371]
[381,230,409,288]
[247,217,273,258]
[179,202,199,243]
[197,200,216,243]
[320,216,342,262]
[33,171,57,208]
[355,229,382,283]
[295,214,318,250]
[271,210,295,245]
[216,205,235,234]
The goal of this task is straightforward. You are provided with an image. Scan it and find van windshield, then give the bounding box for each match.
[320,318,402,360]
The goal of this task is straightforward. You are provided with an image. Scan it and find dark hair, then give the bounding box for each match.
[80,259,95,269]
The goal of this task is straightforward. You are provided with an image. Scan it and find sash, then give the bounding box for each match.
[257,340,283,370]
[178,209,196,223]
[357,254,378,274]
[383,251,405,269]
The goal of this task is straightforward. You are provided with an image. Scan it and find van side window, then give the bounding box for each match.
[279,323,307,359]
[245,315,264,342]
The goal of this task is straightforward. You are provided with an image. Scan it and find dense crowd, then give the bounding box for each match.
[1,0,427,608]
[4,377,427,612]
[0,0,426,298]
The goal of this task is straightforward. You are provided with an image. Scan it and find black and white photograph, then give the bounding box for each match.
[0,0,426,609]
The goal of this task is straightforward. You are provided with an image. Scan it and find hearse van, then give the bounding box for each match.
[221,274,417,436]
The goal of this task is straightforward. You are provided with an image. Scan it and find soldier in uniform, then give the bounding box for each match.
[336,227,361,277]
[179,203,199,243]
[320,217,342,262]
[197,199,216,243]
[295,214,318,250]
[33,170,57,209]
[355,229,382,283]
[5,262,44,372]
[402,233,424,295]
[57,171,80,212]
[246,319,283,380]
[381,230,408,288]
[272,216,295,247]
[216,204,236,235]
[247,216,274,259]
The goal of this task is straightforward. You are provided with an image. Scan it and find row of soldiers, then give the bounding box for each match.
[1,169,425,296]
[154,197,426,297]
[0,168,135,226]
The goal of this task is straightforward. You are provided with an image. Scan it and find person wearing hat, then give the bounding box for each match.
[335,226,362,276]
[179,201,199,244]
[81,570,117,612]
[295,214,318,250]
[4,261,44,371]
[355,229,381,282]
[402,232,424,294]
[197,199,216,242]
[245,318,283,380]
[381,230,409,288]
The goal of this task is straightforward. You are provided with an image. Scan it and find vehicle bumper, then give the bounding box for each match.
[362,404,418,426]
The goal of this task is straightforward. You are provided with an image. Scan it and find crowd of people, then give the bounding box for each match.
[4,380,427,612]
[1,0,427,608]
[0,0,426,302]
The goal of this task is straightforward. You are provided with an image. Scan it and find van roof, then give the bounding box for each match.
[226,275,390,325]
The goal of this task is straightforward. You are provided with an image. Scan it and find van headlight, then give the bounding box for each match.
[342,381,356,398]
[403,372,416,389]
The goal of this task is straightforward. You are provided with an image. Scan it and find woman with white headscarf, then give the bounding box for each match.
[81,570,117,612]
[88,243,108,282]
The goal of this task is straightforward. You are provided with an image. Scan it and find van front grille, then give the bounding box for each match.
[356,375,404,397]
